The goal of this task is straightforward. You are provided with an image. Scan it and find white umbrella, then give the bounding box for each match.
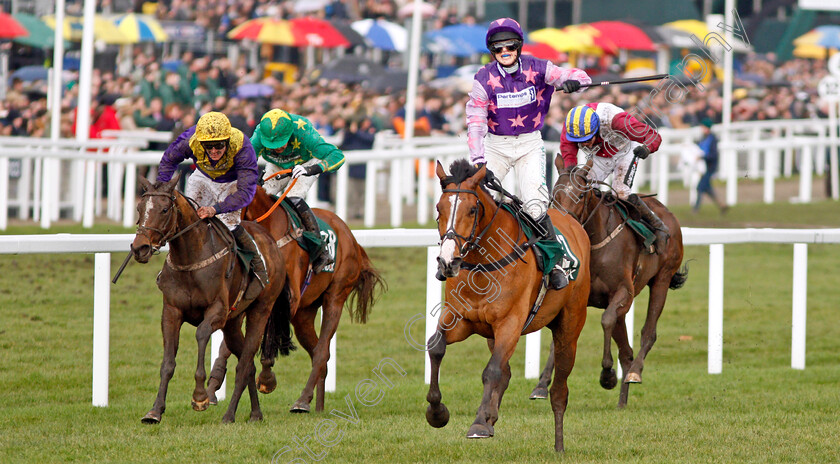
[351,18,408,52]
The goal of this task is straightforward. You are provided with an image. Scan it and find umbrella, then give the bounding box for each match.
[351,18,407,52]
[236,83,275,99]
[397,1,437,19]
[588,21,656,51]
[288,17,350,48]
[424,23,488,57]
[309,56,385,84]
[563,24,618,55]
[43,14,132,44]
[363,70,408,92]
[794,25,840,51]
[227,17,294,45]
[10,65,48,82]
[662,19,751,52]
[521,42,567,61]
[12,13,69,49]
[529,27,608,55]
[0,12,27,39]
[329,20,366,47]
[112,13,168,43]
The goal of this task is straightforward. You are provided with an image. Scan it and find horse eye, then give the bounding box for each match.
[469,207,477,216]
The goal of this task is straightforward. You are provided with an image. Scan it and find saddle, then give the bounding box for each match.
[593,191,656,253]
[270,196,338,273]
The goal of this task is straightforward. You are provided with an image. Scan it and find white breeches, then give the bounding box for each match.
[587,141,640,200]
[484,131,549,220]
[263,160,320,198]
[185,173,241,230]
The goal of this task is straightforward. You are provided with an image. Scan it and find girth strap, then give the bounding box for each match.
[165,247,230,272]
[590,223,624,250]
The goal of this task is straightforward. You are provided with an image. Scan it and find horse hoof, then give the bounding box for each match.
[257,374,277,394]
[290,401,311,413]
[425,403,450,428]
[192,398,209,411]
[222,415,235,424]
[141,411,161,424]
[249,412,264,422]
[529,387,548,400]
[625,372,642,383]
[466,423,492,439]
[600,368,618,390]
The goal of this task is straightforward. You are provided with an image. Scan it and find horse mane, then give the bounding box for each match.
[441,159,480,187]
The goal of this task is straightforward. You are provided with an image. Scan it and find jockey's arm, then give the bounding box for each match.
[465,80,489,165]
[544,62,592,91]
[156,130,191,183]
[212,141,259,214]
[558,128,581,169]
[611,111,662,153]
[301,126,345,174]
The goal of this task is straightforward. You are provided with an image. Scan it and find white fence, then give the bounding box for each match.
[1,227,838,407]
[1,117,838,231]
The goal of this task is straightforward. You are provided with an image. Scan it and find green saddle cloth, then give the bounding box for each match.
[613,200,656,251]
[500,204,580,280]
[278,199,338,273]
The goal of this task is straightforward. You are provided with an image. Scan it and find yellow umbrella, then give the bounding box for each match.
[43,14,132,44]
[663,19,709,38]
[529,28,592,54]
[793,43,837,59]
[112,13,168,43]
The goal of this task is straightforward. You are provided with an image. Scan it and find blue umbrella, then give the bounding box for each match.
[424,23,488,57]
[351,19,407,52]
[236,83,275,99]
[813,25,840,49]
[10,65,48,83]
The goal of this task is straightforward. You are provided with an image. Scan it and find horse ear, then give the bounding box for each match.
[472,164,486,182]
[553,153,565,172]
[138,176,152,192]
[435,160,447,180]
[165,171,181,191]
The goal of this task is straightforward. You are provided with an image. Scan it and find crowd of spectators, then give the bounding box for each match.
[1,1,834,158]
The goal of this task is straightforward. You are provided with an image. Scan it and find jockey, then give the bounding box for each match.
[559,103,670,254]
[251,108,346,273]
[466,17,592,290]
[156,111,269,292]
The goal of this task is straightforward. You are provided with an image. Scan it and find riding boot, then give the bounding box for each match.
[628,194,669,255]
[232,225,269,297]
[537,215,569,291]
[290,197,334,273]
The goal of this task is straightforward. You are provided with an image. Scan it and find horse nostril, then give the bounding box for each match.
[451,257,462,267]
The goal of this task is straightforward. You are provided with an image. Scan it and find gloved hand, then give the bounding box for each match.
[560,80,581,93]
[633,145,651,159]
[292,164,324,179]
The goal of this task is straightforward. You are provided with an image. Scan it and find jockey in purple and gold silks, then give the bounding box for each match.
[463,17,591,290]
[156,111,268,289]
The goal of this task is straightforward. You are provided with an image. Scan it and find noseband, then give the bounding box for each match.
[136,191,205,253]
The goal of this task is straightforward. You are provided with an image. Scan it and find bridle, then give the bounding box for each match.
[135,190,206,253]
[440,183,501,259]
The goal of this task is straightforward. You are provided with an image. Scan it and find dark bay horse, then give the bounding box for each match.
[428,160,590,452]
[530,158,687,408]
[207,185,385,413]
[131,174,288,423]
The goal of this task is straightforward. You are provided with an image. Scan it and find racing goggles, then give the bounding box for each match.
[490,39,521,54]
[201,140,227,151]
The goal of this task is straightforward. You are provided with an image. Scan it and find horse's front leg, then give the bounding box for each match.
[467,320,520,439]
[142,304,183,424]
[600,287,632,390]
[222,306,271,423]
[192,301,226,412]
[207,339,233,405]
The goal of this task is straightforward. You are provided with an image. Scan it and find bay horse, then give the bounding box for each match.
[529,158,687,408]
[428,160,590,452]
[207,184,385,413]
[131,173,288,424]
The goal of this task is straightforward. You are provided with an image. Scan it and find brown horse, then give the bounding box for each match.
[131,174,287,424]
[529,159,687,408]
[207,185,385,413]
[428,160,590,452]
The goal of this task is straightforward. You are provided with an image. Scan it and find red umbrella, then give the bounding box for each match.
[588,21,656,51]
[522,42,567,62]
[0,12,28,39]
[288,17,350,48]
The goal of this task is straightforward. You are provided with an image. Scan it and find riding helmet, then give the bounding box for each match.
[195,112,232,142]
[258,109,295,149]
[565,105,600,142]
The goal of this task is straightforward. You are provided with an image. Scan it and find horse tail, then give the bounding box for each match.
[261,286,297,359]
[346,245,387,324]
[669,263,689,290]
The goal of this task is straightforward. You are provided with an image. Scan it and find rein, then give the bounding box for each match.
[256,169,297,222]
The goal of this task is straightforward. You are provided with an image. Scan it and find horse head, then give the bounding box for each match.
[552,157,594,222]
[131,172,182,263]
[434,159,488,278]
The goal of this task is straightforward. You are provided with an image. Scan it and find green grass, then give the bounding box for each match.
[0,200,839,463]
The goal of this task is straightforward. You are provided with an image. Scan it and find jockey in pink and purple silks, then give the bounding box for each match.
[464,17,591,290]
